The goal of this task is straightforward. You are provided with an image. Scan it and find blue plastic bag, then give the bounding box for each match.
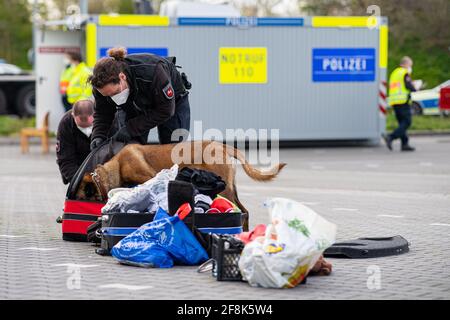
[111,207,208,268]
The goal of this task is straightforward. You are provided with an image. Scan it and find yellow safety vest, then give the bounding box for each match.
[59,65,75,95]
[388,67,410,106]
[66,62,93,104]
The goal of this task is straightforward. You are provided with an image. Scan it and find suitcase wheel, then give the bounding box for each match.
[95,248,110,256]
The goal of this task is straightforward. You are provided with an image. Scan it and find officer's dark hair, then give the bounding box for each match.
[88,47,128,89]
[67,51,82,63]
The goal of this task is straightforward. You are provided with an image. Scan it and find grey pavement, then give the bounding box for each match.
[0,135,449,299]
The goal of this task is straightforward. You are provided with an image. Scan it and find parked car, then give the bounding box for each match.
[0,61,36,117]
[410,80,450,115]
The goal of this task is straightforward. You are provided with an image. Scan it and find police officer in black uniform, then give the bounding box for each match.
[88,47,191,150]
[56,99,94,184]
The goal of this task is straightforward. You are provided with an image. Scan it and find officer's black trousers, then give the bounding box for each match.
[156,93,191,144]
[62,94,72,112]
[389,103,412,146]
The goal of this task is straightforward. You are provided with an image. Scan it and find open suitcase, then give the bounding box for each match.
[93,211,247,256]
[93,181,247,256]
[60,141,248,248]
[60,139,126,242]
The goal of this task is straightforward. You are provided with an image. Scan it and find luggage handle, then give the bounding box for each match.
[176,203,192,220]
[197,258,215,273]
[95,229,103,238]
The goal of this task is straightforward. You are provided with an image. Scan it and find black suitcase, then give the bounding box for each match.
[86,219,102,244]
[95,179,247,256]
[168,180,246,234]
[189,212,248,257]
[168,180,247,256]
[95,212,155,256]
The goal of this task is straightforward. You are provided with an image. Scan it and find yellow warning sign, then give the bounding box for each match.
[219,47,267,84]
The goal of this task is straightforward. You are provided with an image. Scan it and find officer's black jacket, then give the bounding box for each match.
[56,111,91,184]
[92,54,187,144]
[404,74,417,92]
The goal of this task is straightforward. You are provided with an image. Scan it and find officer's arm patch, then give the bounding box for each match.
[162,82,174,100]
[56,140,60,153]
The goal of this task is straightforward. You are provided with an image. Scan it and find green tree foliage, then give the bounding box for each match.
[88,0,133,14]
[118,0,135,13]
[51,0,135,16]
[0,0,32,69]
[0,0,136,69]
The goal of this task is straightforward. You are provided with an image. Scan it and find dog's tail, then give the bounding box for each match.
[223,143,286,181]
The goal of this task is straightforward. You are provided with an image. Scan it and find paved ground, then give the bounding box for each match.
[0,136,449,300]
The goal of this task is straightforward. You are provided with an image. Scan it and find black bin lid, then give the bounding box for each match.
[324,235,410,259]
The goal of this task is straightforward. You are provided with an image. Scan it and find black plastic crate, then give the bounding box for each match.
[202,234,308,285]
[211,234,245,281]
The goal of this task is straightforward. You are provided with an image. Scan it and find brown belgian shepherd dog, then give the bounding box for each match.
[78,140,286,229]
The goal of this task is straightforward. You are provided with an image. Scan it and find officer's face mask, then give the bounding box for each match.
[110,78,129,106]
[63,56,72,66]
[407,67,413,74]
[77,125,93,137]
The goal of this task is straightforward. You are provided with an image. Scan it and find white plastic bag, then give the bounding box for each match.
[238,197,337,288]
[101,164,179,214]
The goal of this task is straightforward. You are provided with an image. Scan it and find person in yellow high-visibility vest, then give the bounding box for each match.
[65,52,93,107]
[383,56,417,152]
[60,54,76,111]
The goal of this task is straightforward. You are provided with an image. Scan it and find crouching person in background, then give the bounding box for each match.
[56,99,94,184]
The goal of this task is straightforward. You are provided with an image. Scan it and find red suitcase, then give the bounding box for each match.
[62,200,105,241]
[60,139,124,241]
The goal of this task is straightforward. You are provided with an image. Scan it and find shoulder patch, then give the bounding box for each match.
[162,82,174,100]
[56,140,60,153]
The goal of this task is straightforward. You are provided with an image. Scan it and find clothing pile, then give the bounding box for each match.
[101,164,179,214]
[101,165,241,216]
[94,165,245,268]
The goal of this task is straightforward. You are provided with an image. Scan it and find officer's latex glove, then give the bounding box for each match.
[90,137,104,151]
[114,126,132,143]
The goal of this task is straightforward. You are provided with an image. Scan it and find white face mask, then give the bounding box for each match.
[77,125,93,137]
[63,57,72,66]
[110,81,129,105]
[407,67,412,74]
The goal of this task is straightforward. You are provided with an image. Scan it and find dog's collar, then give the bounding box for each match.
[91,171,108,201]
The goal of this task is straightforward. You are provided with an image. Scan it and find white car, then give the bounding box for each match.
[410,80,450,115]
[0,63,23,75]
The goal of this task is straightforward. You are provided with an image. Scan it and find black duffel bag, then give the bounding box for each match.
[175,167,226,198]
[167,179,246,255]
